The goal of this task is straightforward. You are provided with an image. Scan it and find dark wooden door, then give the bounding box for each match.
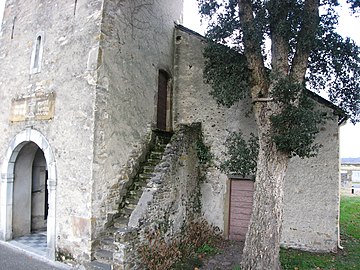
[229,179,254,240]
[156,70,168,130]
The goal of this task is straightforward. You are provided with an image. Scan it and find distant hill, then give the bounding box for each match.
[342,157,360,164]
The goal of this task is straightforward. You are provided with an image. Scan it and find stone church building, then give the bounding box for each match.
[0,0,345,268]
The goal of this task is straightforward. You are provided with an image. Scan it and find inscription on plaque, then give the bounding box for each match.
[10,93,55,122]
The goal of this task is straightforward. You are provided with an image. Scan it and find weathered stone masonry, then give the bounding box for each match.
[0,0,104,261]
[0,0,343,267]
[0,0,184,262]
[125,124,203,268]
[92,0,184,240]
[173,25,341,252]
[86,124,203,269]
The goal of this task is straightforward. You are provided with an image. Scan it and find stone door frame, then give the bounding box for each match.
[1,128,57,260]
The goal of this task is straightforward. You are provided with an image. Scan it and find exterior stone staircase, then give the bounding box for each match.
[86,131,172,270]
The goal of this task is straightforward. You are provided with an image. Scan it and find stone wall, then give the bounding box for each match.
[114,124,202,268]
[0,0,184,262]
[91,0,184,238]
[173,26,340,252]
[282,111,340,252]
[0,0,341,263]
[173,26,256,232]
[0,0,103,261]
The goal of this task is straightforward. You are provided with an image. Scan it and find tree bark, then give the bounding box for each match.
[268,0,291,75]
[291,0,320,81]
[240,105,289,270]
[238,0,291,269]
[238,0,319,268]
[238,0,269,99]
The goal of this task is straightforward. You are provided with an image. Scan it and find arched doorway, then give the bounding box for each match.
[13,143,48,237]
[1,128,56,260]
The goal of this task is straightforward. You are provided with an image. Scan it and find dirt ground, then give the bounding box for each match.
[200,240,244,270]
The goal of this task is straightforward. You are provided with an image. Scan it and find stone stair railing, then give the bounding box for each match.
[85,131,173,270]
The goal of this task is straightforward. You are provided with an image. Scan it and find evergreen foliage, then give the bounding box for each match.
[197,1,359,267]
[308,5,360,123]
[270,77,327,158]
[199,0,359,159]
[347,0,360,12]
[196,133,213,166]
[203,43,251,107]
[220,132,258,176]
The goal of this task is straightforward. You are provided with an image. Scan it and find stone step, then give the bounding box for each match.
[139,172,155,179]
[143,165,155,173]
[107,211,120,222]
[153,144,167,151]
[85,260,112,270]
[125,197,139,205]
[133,180,148,188]
[125,203,137,210]
[132,185,146,193]
[118,200,127,209]
[154,133,172,145]
[150,151,163,159]
[89,133,173,270]
[136,177,149,184]
[146,159,161,166]
[113,217,128,228]
[123,206,134,215]
[94,249,113,263]
[99,237,117,250]
[104,219,114,229]
[119,207,133,218]
[100,226,121,237]
[128,189,143,197]
[114,217,129,232]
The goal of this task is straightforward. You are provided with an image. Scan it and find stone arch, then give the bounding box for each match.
[1,128,56,260]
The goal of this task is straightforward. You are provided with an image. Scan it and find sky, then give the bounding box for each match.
[0,1,3,30]
[0,0,359,157]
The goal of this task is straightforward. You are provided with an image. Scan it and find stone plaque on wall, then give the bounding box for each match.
[10,92,55,122]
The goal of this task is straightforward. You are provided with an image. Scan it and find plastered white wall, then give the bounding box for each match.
[173,26,340,252]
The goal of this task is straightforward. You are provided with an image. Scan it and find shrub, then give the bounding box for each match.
[138,219,221,269]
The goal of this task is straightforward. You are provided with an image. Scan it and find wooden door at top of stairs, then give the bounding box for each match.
[156,70,169,131]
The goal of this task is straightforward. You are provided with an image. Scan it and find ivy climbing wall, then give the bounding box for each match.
[173,25,340,252]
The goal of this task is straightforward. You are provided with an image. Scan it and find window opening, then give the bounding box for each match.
[33,36,41,69]
[74,0,78,16]
[30,32,44,74]
[10,17,16,39]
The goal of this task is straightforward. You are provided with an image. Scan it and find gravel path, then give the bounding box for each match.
[200,240,244,270]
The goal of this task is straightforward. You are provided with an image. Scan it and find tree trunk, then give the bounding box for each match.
[237,0,319,268]
[240,103,289,270]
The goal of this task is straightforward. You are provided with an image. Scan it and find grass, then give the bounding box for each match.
[196,243,219,255]
[280,196,360,270]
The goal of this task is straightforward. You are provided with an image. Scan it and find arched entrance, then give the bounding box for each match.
[13,143,48,237]
[1,128,56,260]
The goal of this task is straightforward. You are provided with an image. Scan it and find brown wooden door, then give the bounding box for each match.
[229,179,254,241]
[156,70,168,130]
